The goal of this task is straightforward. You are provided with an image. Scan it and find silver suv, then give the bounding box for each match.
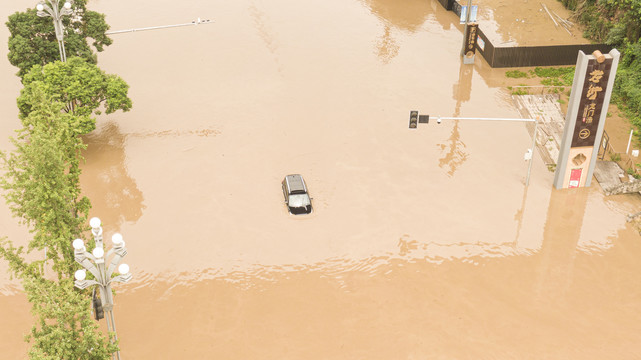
[282,174,312,215]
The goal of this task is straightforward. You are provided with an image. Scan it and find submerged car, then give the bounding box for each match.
[282,174,312,215]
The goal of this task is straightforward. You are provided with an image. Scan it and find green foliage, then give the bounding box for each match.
[610,152,622,161]
[0,89,117,358]
[1,88,89,277]
[23,278,119,360]
[505,69,528,78]
[533,66,575,79]
[533,66,575,88]
[18,57,132,134]
[6,0,112,78]
[558,0,579,11]
[614,39,641,136]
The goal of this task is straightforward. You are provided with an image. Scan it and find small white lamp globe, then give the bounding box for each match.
[36,3,44,11]
[64,2,72,9]
[92,247,104,258]
[89,217,101,229]
[111,233,123,245]
[74,269,86,281]
[72,239,85,250]
[118,264,130,274]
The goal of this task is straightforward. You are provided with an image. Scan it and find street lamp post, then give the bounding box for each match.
[36,0,73,62]
[73,217,131,360]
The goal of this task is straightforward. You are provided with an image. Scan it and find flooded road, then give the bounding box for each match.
[1,0,641,358]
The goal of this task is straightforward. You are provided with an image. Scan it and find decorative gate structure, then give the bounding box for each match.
[553,49,620,189]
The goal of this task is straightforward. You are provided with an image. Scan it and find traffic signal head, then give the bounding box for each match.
[409,111,418,129]
[93,290,104,320]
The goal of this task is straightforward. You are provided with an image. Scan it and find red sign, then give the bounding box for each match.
[569,168,582,188]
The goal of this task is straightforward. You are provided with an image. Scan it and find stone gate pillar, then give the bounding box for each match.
[554,49,620,189]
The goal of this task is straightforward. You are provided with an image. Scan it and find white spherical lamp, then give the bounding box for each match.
[64,2,72,9]
[72,238,85,250]
[92,247,104,258]
[118,263,130,274]
[111,233,123,245]
[89,217,101,229]
[74,269,86,281]
[36,3,44,11]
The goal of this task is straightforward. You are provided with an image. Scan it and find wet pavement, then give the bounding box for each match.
[1,0,641,358]
[473,0,590,46]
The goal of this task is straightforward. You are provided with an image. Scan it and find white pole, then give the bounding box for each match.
[105,19,212,35]
[526,118,538,186]
[437,117,535,123]
[626,129,633,154]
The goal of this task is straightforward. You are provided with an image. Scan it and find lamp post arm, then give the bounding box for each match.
[75,257,101,279]
[36,3,54,16]
[106,252,126,276]
[83,279,100,287]
[107,245,127,259]
[109,273,132,284]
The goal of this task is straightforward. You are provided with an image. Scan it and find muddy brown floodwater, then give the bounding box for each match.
[2,0,641,358]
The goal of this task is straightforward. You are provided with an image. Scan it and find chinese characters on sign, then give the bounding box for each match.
[464,23,478,57]
[571,56,613,147]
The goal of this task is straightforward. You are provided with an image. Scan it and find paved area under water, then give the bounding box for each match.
[1,0,640,358]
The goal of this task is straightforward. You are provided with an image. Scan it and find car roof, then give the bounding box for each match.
[285,174,306,193]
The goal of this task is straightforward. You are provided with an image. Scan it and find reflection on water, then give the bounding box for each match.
[1,0,641,358]
[374,25,400,64]
[533,187,588,304]
[364,0,430,32]
[437,61,474,176]
[248,1,283,73]
[2,186,641,358]
[453,60,473,113]
[107,218,641,359]
[363,0,430,63]
[81,121,145,229]
[438,120,469,176]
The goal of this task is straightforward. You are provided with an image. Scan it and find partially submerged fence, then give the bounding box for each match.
[437,0,613,67]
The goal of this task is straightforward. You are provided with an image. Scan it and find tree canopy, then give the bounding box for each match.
[18,57,132,134]
[6,0,112,78]
[2,87,90,277]
[0,88,117,358]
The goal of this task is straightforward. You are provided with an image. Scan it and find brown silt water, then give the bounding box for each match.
[1,0,641,359]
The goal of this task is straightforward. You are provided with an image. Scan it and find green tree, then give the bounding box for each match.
[4,87,89,276]
[18,57,132,134]
[6,0,112,78]
[0,88,117,358]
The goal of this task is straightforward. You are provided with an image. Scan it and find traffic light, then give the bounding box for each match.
[409,111,418,128]
[93,289,104,320]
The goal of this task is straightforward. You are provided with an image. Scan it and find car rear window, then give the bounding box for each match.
[286,176,306,194]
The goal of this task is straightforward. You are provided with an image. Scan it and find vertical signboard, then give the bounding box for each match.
[570,56,613,148]
[463,23,478,64]
[554,49,620,189]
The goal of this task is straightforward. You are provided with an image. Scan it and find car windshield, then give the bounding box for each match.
[288,194,310,208]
